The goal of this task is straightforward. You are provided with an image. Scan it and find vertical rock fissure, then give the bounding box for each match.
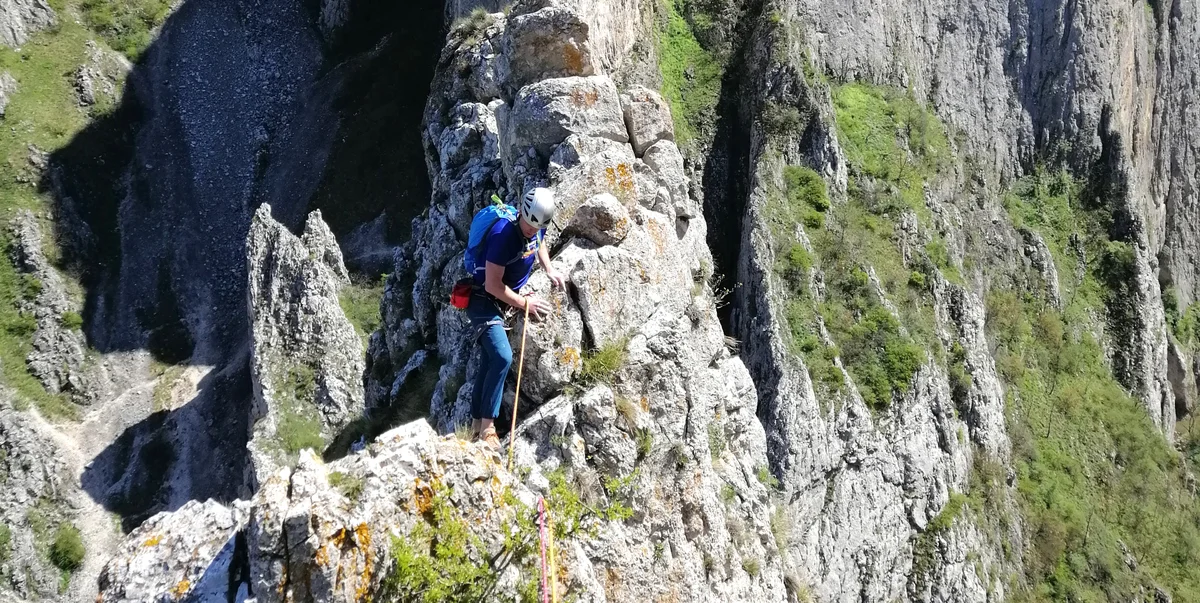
[699,0,766,336]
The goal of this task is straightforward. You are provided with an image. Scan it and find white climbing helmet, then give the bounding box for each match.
[520,187,556,229]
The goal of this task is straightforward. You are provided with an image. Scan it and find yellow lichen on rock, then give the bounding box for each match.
[170,579,190,599]
[353,523,372,602]
[559,346,581,369]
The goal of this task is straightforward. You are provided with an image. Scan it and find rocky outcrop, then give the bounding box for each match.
[0,71,16,117]
[0,400,70,600]
[0,0,54,48]
[102,4,784,601]
[8,210,90,400]
[444,0,654,79]
[73,41,131,108]
[246,205,364,482]
[360,3,783,600]
[97,499,248,603]
[621,85,674,156]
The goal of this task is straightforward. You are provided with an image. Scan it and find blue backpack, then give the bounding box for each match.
[463,196,518,276]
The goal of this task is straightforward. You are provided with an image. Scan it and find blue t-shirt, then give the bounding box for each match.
[473,218,544,291]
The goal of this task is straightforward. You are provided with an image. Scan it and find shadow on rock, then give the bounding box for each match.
[81,357,253,532]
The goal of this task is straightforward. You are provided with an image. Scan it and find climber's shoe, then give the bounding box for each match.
[480,426,501,450]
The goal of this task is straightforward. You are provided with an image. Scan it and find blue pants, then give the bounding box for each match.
[467,294,512,420]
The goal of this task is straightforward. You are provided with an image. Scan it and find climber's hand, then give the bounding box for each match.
[546,267,566,290]
[525,296,552,321]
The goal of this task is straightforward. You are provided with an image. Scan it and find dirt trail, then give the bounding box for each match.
[20,353,215,602]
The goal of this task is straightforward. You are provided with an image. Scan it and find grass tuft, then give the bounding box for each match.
[579,338,628,386]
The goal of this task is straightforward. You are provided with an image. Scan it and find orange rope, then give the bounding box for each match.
[507,296,531,472]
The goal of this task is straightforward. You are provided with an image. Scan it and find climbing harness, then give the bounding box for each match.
[537,496,559,603]
[507,296,531,472]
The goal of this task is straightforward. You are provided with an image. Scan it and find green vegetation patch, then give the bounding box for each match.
[989,286,1200,602]
[0,523,11,563]
[328,471,365,502]
[49,524,84,572]
[657,0,724,144]
[80,0,172,60]
[911,494,967,592]
[833,83,949,210]
[379,485,496,602]
[771,197,936,411]
[764,84,958,412]
[380,471,631,601]
[990,168,1200,599]
[339,274,386,343]
[1165,291,1200,349]
[273,363,325,458]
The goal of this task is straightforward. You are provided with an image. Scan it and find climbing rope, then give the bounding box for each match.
[537,496,559,603]
[507,295,531,472]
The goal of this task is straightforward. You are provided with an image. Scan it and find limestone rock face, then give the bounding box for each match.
[245,205,364,483]
[97,500,248,603]
[0,71,16,117]
[73,41,131,108]
[563,192,631,246]
[621,85,674,156]
[503,75,629,164]
[0,403,69,601]
[8,210,89,400]
[357,4,787,600]
[504,6,596,90]
[0,0,55,48]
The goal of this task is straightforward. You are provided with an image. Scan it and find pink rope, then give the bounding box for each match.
[538,496,549,603]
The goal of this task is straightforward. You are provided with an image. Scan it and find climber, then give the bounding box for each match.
[466,187,564,448]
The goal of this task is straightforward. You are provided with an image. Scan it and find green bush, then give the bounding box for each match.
[829,305,923,410]
[720,484,736,504]
[742,557,761,577]
[948,342,972,404]
[801,209,825,229]
[1174,302,1200,348]
[708,423,726,459]
[635,427,653,461]
[781,244,812,291]
[755,464,780,490]
[762,102,803,136]
[1100,240,1137,290]
[784,166,831,212]
[452,6,494,45]
[60,311,83,330]
[379,486,495,601]
[49,524,84,572]
[328,471,364,502]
